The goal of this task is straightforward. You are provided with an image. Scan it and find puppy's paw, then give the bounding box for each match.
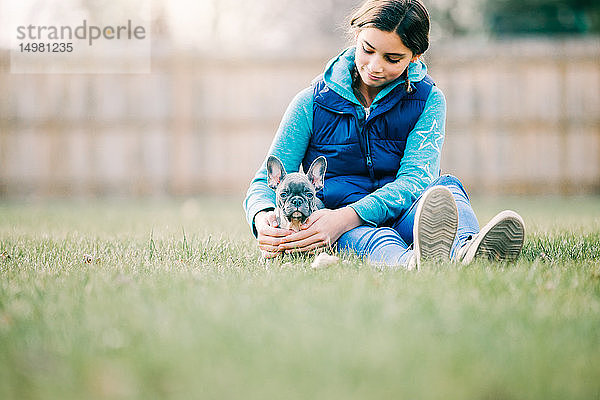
[311,252,339,269]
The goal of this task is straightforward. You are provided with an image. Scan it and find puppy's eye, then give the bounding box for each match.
[305,192,314,199]
[280,191,288,198]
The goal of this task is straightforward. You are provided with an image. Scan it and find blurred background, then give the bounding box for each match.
[0,0,599,199]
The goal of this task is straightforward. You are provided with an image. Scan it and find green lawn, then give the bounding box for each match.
[0,196,599,400]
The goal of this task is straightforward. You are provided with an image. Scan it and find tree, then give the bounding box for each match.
[484,0,600,35]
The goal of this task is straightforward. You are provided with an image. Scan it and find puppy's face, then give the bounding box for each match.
[267,156,326,225]
[275,174,317,223]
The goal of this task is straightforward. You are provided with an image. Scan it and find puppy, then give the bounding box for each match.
[266,155,326,232]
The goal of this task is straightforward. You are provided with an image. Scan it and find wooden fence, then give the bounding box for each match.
[0,38,599,197]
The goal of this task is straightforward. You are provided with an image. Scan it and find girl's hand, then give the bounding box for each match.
[254,210,294,258]
[277,207,362,254]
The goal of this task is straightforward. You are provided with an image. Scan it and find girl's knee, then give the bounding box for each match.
[434,174,462,187]
[433,174,468,195]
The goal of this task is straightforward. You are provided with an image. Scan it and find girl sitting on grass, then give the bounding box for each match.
[244,0,525,269]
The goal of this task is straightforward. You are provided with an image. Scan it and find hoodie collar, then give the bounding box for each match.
[322,46,428,107]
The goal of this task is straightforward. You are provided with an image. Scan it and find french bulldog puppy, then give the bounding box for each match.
[267,155,327,232]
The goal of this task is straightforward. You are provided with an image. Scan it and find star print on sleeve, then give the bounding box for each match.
[417,162,434,179]
[415,120,443,152]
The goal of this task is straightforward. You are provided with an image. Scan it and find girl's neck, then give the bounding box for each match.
[356,80,381,107]
[351,67,382,108]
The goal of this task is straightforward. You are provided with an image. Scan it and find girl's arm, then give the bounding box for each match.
[243,86,314,236]
[348,86,447,226]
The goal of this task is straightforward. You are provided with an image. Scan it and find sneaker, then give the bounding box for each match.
[412,186,458,270]
[455,210,525,264]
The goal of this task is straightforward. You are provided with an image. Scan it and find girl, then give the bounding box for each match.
[244,0,525,269]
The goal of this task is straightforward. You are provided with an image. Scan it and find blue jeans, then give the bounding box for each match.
[336,175,480,266]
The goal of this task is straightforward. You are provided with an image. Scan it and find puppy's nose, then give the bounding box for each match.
[291,197,303,208]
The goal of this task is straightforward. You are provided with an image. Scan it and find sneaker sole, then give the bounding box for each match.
[464,210,525,263]
[413,186,458,269]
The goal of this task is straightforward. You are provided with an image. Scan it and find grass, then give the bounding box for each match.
[0,195,599,400]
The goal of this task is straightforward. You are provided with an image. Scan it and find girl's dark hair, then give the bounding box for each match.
[349,0,430,92]
[349,0,430,56]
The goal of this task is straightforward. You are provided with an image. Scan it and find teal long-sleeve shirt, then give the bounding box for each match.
[243,48,447,236]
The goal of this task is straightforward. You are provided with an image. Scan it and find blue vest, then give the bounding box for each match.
[303,75,435,210]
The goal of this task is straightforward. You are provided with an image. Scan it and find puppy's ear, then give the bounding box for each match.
[306,156,327,191]
[266,155,286,189]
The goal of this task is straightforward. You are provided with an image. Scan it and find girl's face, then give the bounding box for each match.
[354,27,419,88]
